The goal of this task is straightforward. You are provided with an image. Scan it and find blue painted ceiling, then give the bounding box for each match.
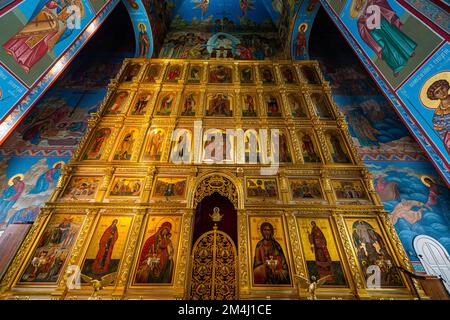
[168,0,300,31]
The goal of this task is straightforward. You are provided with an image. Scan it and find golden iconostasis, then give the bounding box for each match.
[0,58,425,300]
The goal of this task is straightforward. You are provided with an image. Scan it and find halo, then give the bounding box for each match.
[349,0,365,19]
[419,71,450,109]
[257,221,277,237]
[421,175,435,188]
[53,161,65,168]
[298,23,308,32]
[138,22,146,31]
[8,174,24,186]
[130,1,139,10]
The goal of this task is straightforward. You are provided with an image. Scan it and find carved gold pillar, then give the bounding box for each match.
[362,168,382,206]
[280,90,292,119]
[279,171,290,203]
[177,209,194,299]
[237,209,250,298]
[320,170,335,204]
[288,125,304,164]
[113,209,146,298]
[96,167,115,201]
[285,211,308,299]
[197,88,206,119]
[49,164,74,202]
[142,166,156,202]
[130,123,149,162]
[315,126,333,165]
[104,123,123,161]
[161,125,175,163]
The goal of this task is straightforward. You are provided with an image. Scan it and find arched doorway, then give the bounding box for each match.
[189,192,238,300]
[413,235,450,294]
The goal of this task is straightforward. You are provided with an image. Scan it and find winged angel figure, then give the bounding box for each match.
[80,272,117,299]
[192,0,209,19]
[295,274,331,300]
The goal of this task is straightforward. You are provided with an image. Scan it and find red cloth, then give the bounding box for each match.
[3,30,58,73]
[92,224,118,274]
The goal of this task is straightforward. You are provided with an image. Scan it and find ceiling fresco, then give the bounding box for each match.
[168,0,301,32]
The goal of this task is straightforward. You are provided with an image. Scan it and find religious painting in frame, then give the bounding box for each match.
[299,65,321,85]
[296,217,348,287]
[80,215,133,284]
[206,93,233,117]
[107,177,144,198]
[202,129,235,163]
[280,65,298,85]
[152,177,187,200]
[180,92,198,116]
[83,127,112,160]
[288,93,308,118]
[297,130,322,163]
[344,217,405,289]
[249,216,292,287]
[245,178,279,199]
[132,215,182,286]
[239,65,255,84]
[259,65,276,85]
[113,128,139,161]
[142,128,166,161]
[208,65,233,84]
[324,130,353,164]
[130,91,153,116]
[120,63,142,83]
[170,129,193,163]
[289,179,325,203]
[143,63,162,83]
[271,131,292,163]
[59,176,101,202]
[265,93,282,117]
[310,93,333,119]
[105,90,130,115]
[187,64,202,84]
[331,180,369,202]
[164,64,183,83]
[241,93,258,117]
[155,92,176,116]
[18,213,85,284]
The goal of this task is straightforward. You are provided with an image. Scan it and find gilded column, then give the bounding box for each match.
[285,211,308,299]
[114,209,146,297]
[237,209,250,297]
[177,209,194,298]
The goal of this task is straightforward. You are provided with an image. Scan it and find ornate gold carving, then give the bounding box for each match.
[189,228,237,300]
[99,167,115,191]
[286,213,306,279]
[175,210,193,289]
[1,58,416,300]
[117,211,145,286]
[237,210,249,289]
[193,175,238,209]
